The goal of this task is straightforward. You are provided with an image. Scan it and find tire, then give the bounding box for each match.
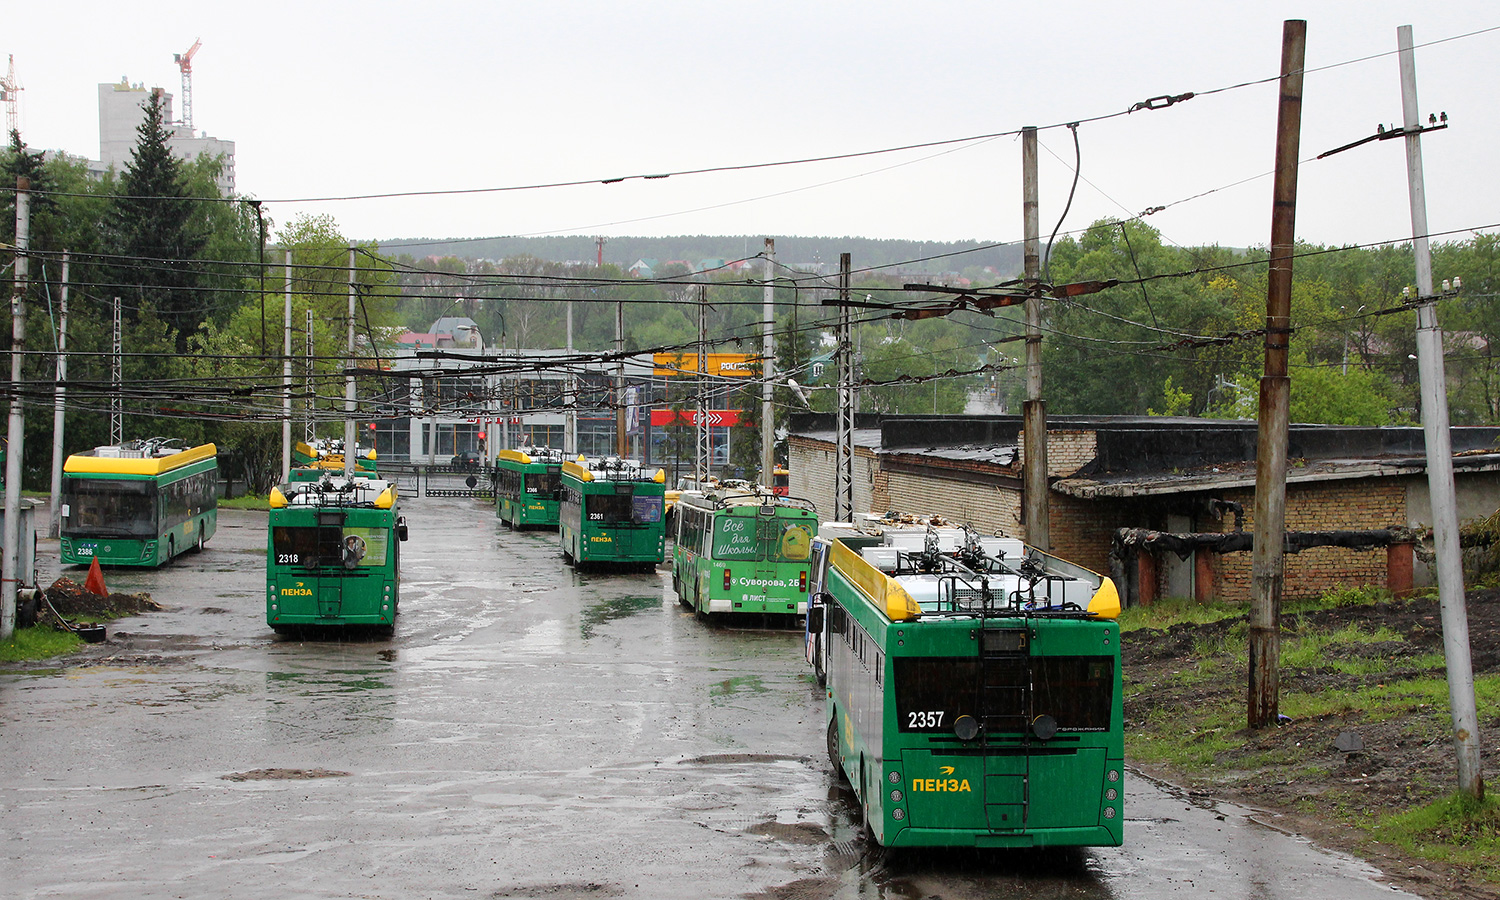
[827,717,848,784]
[195,522,205,552]
[168,537,176,562]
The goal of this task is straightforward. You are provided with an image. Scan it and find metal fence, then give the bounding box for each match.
[379,462,496,501]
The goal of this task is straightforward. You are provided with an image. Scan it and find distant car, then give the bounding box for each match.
[451,450,482,470]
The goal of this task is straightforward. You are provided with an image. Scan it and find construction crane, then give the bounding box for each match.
[1,55,21,135]
[173,38,201,133]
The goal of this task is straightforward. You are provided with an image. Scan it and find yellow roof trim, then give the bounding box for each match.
[1087,577,1122,619]
[268,486,288,508]
[562,460,594,482]
[498,449,534,465]
[64,443,217,476]
[829,540,921,622]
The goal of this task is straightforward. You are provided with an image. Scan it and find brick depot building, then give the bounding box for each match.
[786,414,1500,605]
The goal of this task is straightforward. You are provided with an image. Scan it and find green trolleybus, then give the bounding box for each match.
[672,488,818,619]
[495,446,565,529]
[266,473,408,634]
[808,521,1124,849]
[559,457,666,570]
[60,440,218,567]
[292,438,378,474]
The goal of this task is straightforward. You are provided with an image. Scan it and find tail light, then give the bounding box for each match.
[799,571,808,592]
[723,568,731,591]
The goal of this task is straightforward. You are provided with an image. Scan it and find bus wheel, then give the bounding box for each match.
[827,718,848,784]
[168,537,176,561]
[195,523,205,552]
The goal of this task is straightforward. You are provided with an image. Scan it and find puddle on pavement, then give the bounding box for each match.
[221,767,351,781]
[579,595,661,639]
[710,674,768,699]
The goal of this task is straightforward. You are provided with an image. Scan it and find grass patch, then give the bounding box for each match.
[219,494,270,511]
[1375,792,1500,883]
[0,626,82,662]
[1118,595,1244,633]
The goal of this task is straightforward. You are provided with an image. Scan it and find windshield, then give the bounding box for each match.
[63,478,158,537]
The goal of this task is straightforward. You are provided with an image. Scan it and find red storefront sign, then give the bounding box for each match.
[649,409,745,427]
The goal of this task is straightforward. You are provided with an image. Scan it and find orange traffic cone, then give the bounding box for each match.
[84,557,108,597]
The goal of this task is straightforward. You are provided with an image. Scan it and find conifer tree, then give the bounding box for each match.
[105,89,209,351]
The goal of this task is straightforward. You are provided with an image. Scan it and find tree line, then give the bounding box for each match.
[4,90,1494,493]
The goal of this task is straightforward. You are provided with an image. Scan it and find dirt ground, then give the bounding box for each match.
[35,576,163,628]
[1123,587,1500,900]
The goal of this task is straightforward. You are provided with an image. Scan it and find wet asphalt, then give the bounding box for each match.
[0,501,1428,899]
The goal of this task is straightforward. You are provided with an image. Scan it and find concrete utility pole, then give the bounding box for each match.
[761,238,775,487]
[564,301,576,456]
[615,300,626,456]
[47,251,69,538]
[1398,23,1483,799]
[834,253,855,523]
[2,176,29,640]
[1248,19,1306,730]
[281,250,292,481]
[1021,126,1050,552]
[344,248,356,479]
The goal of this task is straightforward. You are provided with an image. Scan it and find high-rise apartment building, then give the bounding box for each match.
[90,78,235,194]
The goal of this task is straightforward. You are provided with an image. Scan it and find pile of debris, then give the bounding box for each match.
[34,576,162,631]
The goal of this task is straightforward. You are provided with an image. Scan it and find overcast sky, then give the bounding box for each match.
[8,2,1498,257]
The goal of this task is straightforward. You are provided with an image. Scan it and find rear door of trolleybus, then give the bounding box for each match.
[272,514,347,617]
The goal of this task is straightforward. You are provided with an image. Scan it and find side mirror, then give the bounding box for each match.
[396,516,409,542]
[806,604,824,633]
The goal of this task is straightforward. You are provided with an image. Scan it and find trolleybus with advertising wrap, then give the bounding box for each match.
[807,519,1124,849]
[59,440,218,567]
[495,446,565,529]
[558,457,666,569]
[266,473,408,634]
[672,488,818,620]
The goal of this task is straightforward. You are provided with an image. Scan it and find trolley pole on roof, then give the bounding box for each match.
[1021,125,1050,552]
[1398,23,1483,799]
[834,253,855,523]
[1248,19,1305,730]
[2,176,29,640]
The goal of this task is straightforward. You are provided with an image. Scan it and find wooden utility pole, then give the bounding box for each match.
[1398,24,1483,799]
[1021,126,1050,551]
[1249,19,1306,730]
[2,176,29,640]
